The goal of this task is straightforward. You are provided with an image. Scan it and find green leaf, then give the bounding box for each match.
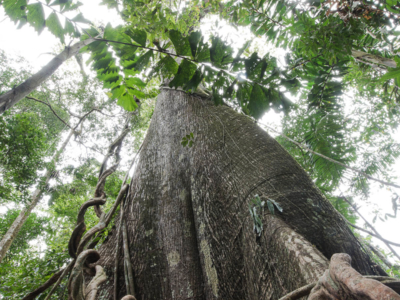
[169,60,197,89]
[104,23,118,41]
[380,67,400,82]
[126,77,146,88]
[71,12,91,24]
[27,3,45,34]
[248,85,268,119]
[46,12,64,43]
[169,30,192,56]
[117,92,138,111]
[210,36,233,67]
[128,50,153,71]
[110,85,126,99]
[188,31,201,58]
[99,72,121,89]
[245,53,268,81]
[64,19,76,36]
[127,88,146,99]
[155,55,179,76]
[196,37,211,62]
[116,45,138,61]
[269,199,283,212]
[212,88,224,106]
[93,54,113,70]
[210,37,224,66]
[126,28,147,46]
[3,0,27,22]
[266,200,275,214]
[183,69,204,92]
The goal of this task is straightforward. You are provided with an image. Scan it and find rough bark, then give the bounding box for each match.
[351,50,397,69]
[0,38,95,114]
[0,129,74,263]
[94,89,385,299]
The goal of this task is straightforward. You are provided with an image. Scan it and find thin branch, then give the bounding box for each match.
[255,119,400,189]
[346,220,400,247]
[26,96,72,129]
[288,54,323,71]
[341,195,400,260]
[367,242,397,269]
[252,8,286,28]
[75,139,105,156]
[43,260,75,300]
[278,282,315,300]
[21,268,65,300]
[94,38,197,62]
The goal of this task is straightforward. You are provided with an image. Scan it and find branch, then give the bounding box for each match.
[340,194,400,261]
[345,220,400,247]
[26,96,72,129]
[0,37,97,114]
[278,282,316,300]
[44,260,75,300]
[21,268,65,300]
[255,119,400,189]
[367,242,398,269]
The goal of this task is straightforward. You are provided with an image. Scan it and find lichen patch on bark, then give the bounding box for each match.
[200,239,219,297]
[167,251,180,268]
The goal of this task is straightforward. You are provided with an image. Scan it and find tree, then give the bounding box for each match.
[1,0,400,299]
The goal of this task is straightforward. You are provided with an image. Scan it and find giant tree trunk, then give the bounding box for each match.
[95,89,385,299]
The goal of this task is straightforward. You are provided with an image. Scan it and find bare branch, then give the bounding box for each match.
[255,119,400,189]
[26,96,72,129]
[340,195,400,261]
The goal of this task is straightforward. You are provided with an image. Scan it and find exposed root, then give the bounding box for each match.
[309,253,400,299]
[279,253,400,300]
[121,296,137,300]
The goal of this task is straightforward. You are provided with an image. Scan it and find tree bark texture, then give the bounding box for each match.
[0,129,74,263]
[351,50,397,69]
[0,38,95,114]
[94,89,385,299]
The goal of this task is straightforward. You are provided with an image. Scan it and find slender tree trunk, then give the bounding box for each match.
[0,129,74,263]
[0,38,95,114]
[94,89,385,299]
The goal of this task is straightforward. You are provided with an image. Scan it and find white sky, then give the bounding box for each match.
[0,1,399,264]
